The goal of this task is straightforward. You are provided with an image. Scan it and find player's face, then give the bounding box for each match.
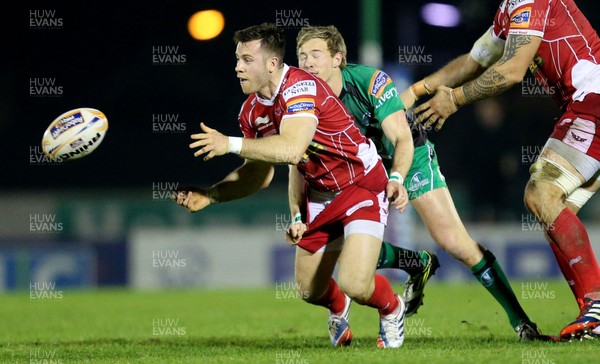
[297,38,337,83]
[235,40,271,95]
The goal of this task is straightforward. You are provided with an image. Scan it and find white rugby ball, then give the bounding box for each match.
[42,107,108,162]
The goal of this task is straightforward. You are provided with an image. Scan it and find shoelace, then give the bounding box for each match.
[381,310,401,338]
[580,301,600,320]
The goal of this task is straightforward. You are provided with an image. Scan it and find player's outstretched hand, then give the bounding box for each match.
[386,180,409,212]
[285,222,307,246]
[173,187,213,213]
[413,86,458,131]
[190,122,230,161]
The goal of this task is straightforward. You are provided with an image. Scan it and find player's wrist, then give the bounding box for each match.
[293,212,302,224]
[389,171,404,186]
[228,137,243,155]
[450,87,467,107]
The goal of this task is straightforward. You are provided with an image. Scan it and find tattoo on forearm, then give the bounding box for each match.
[462,68,510,103]
[497,35,532,66]
[461,34,531,104]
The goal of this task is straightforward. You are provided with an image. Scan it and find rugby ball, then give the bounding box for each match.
[41,107,108,162]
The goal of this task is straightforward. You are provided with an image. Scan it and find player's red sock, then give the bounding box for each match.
[366,274,398,315]
[312,278,347,314]
[547,208,600,299]
[548,236,586,308]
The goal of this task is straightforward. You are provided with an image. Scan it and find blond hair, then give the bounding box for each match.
[296,25,347,69]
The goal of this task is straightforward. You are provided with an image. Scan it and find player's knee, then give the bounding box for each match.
[293,279,320,303]
[338,278,372,304]
[523,181,542,216]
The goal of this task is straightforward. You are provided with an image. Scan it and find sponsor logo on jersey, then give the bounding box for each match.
[282,80,317,102]
[50,111,85,139]
[374,87,399,110]
[507,0,534,14]
[369,71,391,98]
[300,141,327,163]
[286,98,315,113]
[254,115,270,126]
[254,115,273,131]
[528,53,544,74]
[510,7,531,28]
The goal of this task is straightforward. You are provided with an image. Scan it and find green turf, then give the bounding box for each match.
[0,281,596,363]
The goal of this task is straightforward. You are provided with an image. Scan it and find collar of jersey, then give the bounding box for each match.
[255,63,290,106]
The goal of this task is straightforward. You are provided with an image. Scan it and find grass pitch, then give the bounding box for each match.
[0,281,596,363]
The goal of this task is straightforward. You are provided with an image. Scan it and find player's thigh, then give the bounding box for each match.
[295,243,341,296]
[411,187,481,266]
[538,147,587,184]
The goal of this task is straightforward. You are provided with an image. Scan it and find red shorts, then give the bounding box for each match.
[550,93,600,161]
[298,162,389,254]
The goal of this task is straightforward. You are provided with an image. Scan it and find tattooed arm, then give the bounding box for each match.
[413,34,542,131]
[457,34,542,104]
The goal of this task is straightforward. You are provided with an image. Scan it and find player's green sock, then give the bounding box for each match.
[471,249,530,329]
[377,241,427,275]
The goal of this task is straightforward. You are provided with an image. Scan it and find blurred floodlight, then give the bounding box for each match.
[188,10,225,40]
[421,3,461,27]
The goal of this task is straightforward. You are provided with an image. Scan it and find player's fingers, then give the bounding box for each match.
[415,109,434,125]
[175,191,184,204]
[435,118,446,131]
[200,122,215,133]
[181,191,191,208]
[203,150,215,161]
[189,138,210,149]
[285,230,299,245]
[423,113,440,130]
[412,102,430,116]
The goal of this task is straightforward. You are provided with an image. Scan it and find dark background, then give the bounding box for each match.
[7,1,600,221]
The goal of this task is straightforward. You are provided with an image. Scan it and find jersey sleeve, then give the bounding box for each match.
[368,70,404,123]
[280,78,319,123]
[506,0,548,37]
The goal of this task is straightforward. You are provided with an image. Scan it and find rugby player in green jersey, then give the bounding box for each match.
[296,25,546,341]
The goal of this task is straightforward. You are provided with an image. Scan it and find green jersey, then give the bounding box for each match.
[340,64,427,170]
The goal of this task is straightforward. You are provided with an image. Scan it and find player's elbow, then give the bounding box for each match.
[288,154,304,166]
[497,64,527,87]
[285,143,308,165]
[505,71,525,87]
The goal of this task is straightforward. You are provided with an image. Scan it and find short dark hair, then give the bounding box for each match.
[233,23,285,62]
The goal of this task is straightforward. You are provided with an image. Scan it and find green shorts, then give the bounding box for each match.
[404,140,447,200]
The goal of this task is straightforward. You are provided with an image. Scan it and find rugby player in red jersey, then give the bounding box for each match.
[407,0,600,340]
[175,23,413,348]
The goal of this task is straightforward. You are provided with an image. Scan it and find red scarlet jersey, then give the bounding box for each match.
[238,64,381,192]
[493,0,600,107]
